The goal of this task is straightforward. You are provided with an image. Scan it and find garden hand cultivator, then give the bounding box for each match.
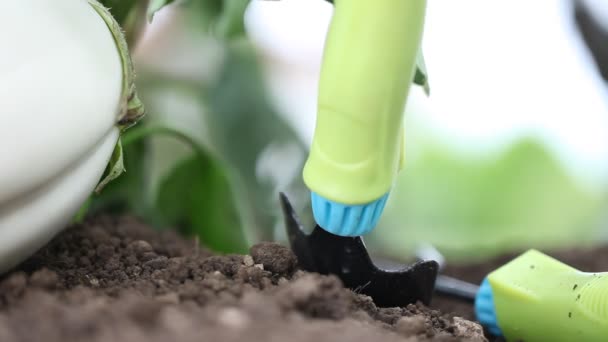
[282,2,608,341]
[282,0,437,308]
[280,193,438,307]
[282,189,608,341]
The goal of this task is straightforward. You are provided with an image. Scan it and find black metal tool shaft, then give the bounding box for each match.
[434,274,479,303]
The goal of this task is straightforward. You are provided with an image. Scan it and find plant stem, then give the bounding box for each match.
[121,124,210,160]
[88,0,145,127]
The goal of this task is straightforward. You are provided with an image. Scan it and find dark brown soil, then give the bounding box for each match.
[0,215,488,342]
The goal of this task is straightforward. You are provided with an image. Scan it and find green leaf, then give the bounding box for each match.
[88,0,145,196]
[97,0,139,25]
[87,120,250,254]
[214,0,249,38]
[72,198,92,223]
[203,40,311,240]
[147,0,176,22]
[96,0,149,46]
[413,49,430,96]
[95,139,126,193]
[90,0,146,125]
[89,132,149,216]
[188,0,249,39]
[155,156,249,253]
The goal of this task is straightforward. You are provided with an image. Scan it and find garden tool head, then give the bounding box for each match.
[279,193,438,307]
[475,249,608,341]
[418,247,608,340]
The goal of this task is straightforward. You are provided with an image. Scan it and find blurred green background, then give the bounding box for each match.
[89,0,608,263]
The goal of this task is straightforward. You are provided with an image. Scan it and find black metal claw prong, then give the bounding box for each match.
[279,192,317,271]
[279,193,439,307]
[279,192,303,240]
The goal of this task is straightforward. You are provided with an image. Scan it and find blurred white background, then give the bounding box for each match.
[245,0,608,190]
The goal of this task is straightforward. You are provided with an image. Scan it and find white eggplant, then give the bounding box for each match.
[0,0,143,273]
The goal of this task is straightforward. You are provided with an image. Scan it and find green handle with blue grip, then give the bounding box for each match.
[474,249,608,341]
[303,0,426,236]
[301,1,608,340]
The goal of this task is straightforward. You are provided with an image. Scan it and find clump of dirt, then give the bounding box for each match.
[0,215,487,342]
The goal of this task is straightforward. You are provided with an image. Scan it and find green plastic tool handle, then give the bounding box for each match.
[489,249,608,342]
[303,0,427,205]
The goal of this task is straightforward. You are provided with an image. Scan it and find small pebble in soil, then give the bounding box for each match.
[452,317,487,341]
[129,240,154,256]
[395,316,427,336]
[243,255,255,267]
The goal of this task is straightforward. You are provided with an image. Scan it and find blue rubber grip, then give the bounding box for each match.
[311,192,389,236]
[475,278,503,337]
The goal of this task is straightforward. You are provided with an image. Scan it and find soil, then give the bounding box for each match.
[1,215,605,342]
[0,215,487,342]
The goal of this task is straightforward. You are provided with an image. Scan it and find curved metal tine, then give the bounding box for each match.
[279,192,379,273]
[279,193,316,271]
[306,225,439,306]
[279,192,439,306]
[279,193,307,244]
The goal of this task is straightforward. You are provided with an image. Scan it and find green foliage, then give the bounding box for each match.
[202,39,310,241]
[205,41,304,186]
[98,0,177,46]
[155,156,248,252]
[85,0,257,254]
[88,122,250,253]
[98,0,140,25]
[372,137,604,261]
[212,0,249,38]
[99,0,176,24]
[88,131,149,218]
[87,0,303,252]
[95,139,126,193]
[177,0,249,39]
[148,0,176,21]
